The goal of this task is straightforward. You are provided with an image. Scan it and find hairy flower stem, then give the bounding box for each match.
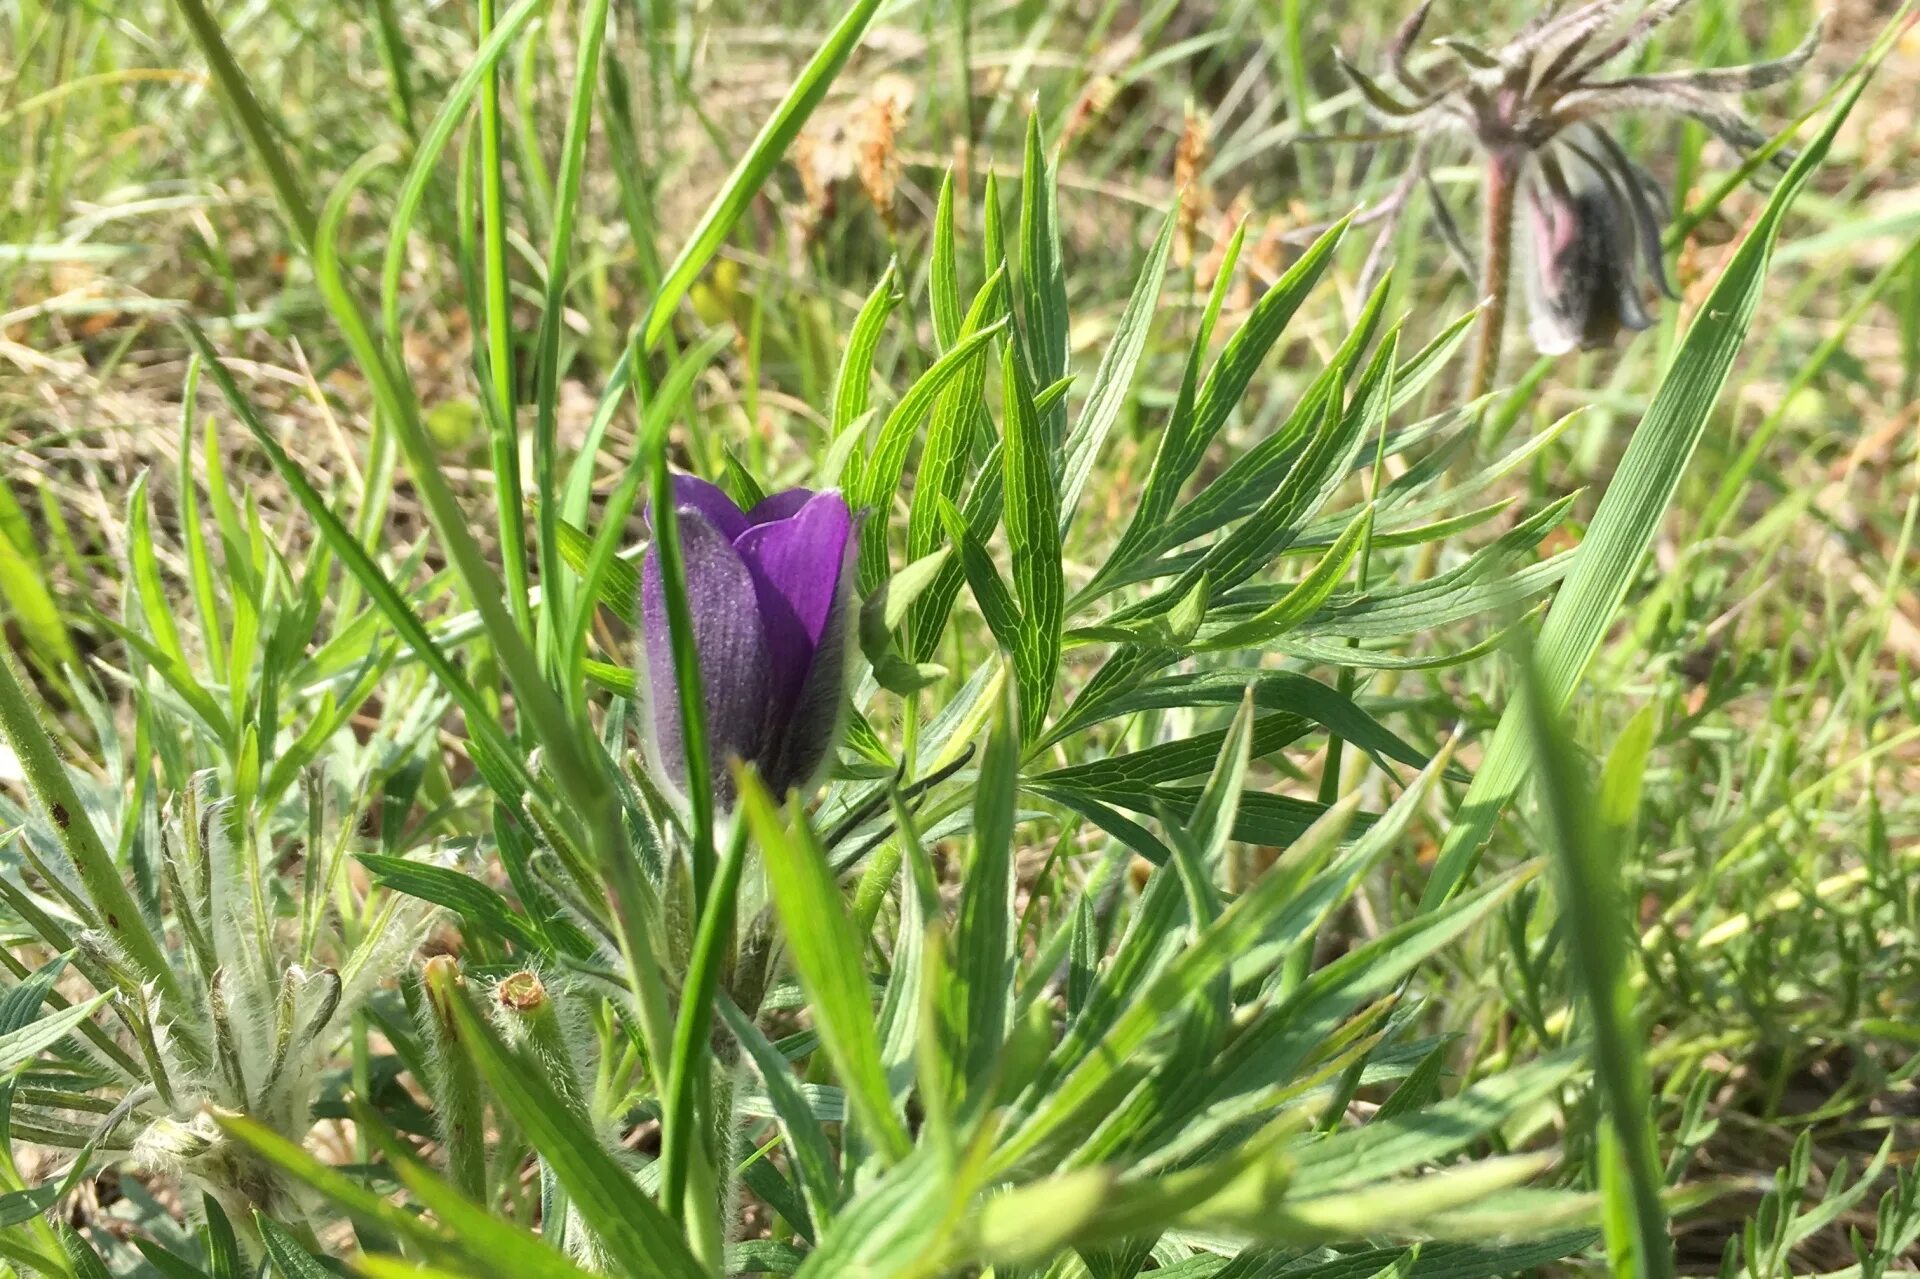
[1469,150,1521,401]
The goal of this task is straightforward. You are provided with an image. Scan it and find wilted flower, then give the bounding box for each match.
[1336,0,1819,369]
[1522,171,1652,353]
[639,476,854,807]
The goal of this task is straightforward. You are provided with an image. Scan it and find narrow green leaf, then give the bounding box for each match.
[1198,505,1376,650]
[720,996,840,1230]
[0,490,77,675]
[1518,658,1671,1279]
[951,680,1021,1093]
[740,774,912,1162]
[929,169,963,349]
[855,314,1006,593]
[1059,206,1177,535]
[125,473,189,672]
[906,271,1006,654]
[180,326,532,809]
[256,1215,333,1279]
[0,995,110,1077]
[1000,346,1064,743]
[939,496,1022,660]
[445,993,708,1279]
[833,261,904,436]
[359,855,545,954]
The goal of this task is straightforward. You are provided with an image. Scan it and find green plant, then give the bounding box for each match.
[1,0,1915,1277]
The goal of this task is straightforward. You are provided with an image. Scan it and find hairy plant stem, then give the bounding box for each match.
[1469,149,1522,402]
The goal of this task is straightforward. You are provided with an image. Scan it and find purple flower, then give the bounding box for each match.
[638,476,855,806]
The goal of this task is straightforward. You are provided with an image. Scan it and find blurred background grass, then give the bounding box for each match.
[3,0,1918,1269]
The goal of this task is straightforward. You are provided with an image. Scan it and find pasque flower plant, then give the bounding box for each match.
[1337,0,1819,387]
[638,476,855,806]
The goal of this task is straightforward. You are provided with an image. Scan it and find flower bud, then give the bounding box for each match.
[638,477,855,808]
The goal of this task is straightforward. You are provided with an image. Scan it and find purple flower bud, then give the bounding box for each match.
[1521,173,1653,356]
[639,476,855,807]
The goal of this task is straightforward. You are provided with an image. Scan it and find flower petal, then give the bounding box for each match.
[762,569,853,797]
[734,491,854,656]
[654,473,750,543]
[640,505,773,802]
[746,488,818,525]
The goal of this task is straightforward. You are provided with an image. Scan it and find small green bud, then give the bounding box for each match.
[490,970,590,1120]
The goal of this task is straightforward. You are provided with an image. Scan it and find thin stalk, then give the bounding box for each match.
[1469,149,1521,401]
[478,0,533,642]
[659,820,750,1268]
[533,0,614,685]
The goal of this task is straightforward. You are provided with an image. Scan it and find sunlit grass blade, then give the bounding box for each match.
[831,260,904,443]
[1518,652,1673,1279]
[639,0,884,350]
[529,0,614,678]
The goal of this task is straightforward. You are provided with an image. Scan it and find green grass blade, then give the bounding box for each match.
[165,0,317,247]
[0,505,77,680]
[530,0,615,677]
[741,774,912,1163]
[1518,657,1672,1279]
[444,992,707,1279]
[640,0,883,351]
[124,473,189,674]
[175,360,225,673]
